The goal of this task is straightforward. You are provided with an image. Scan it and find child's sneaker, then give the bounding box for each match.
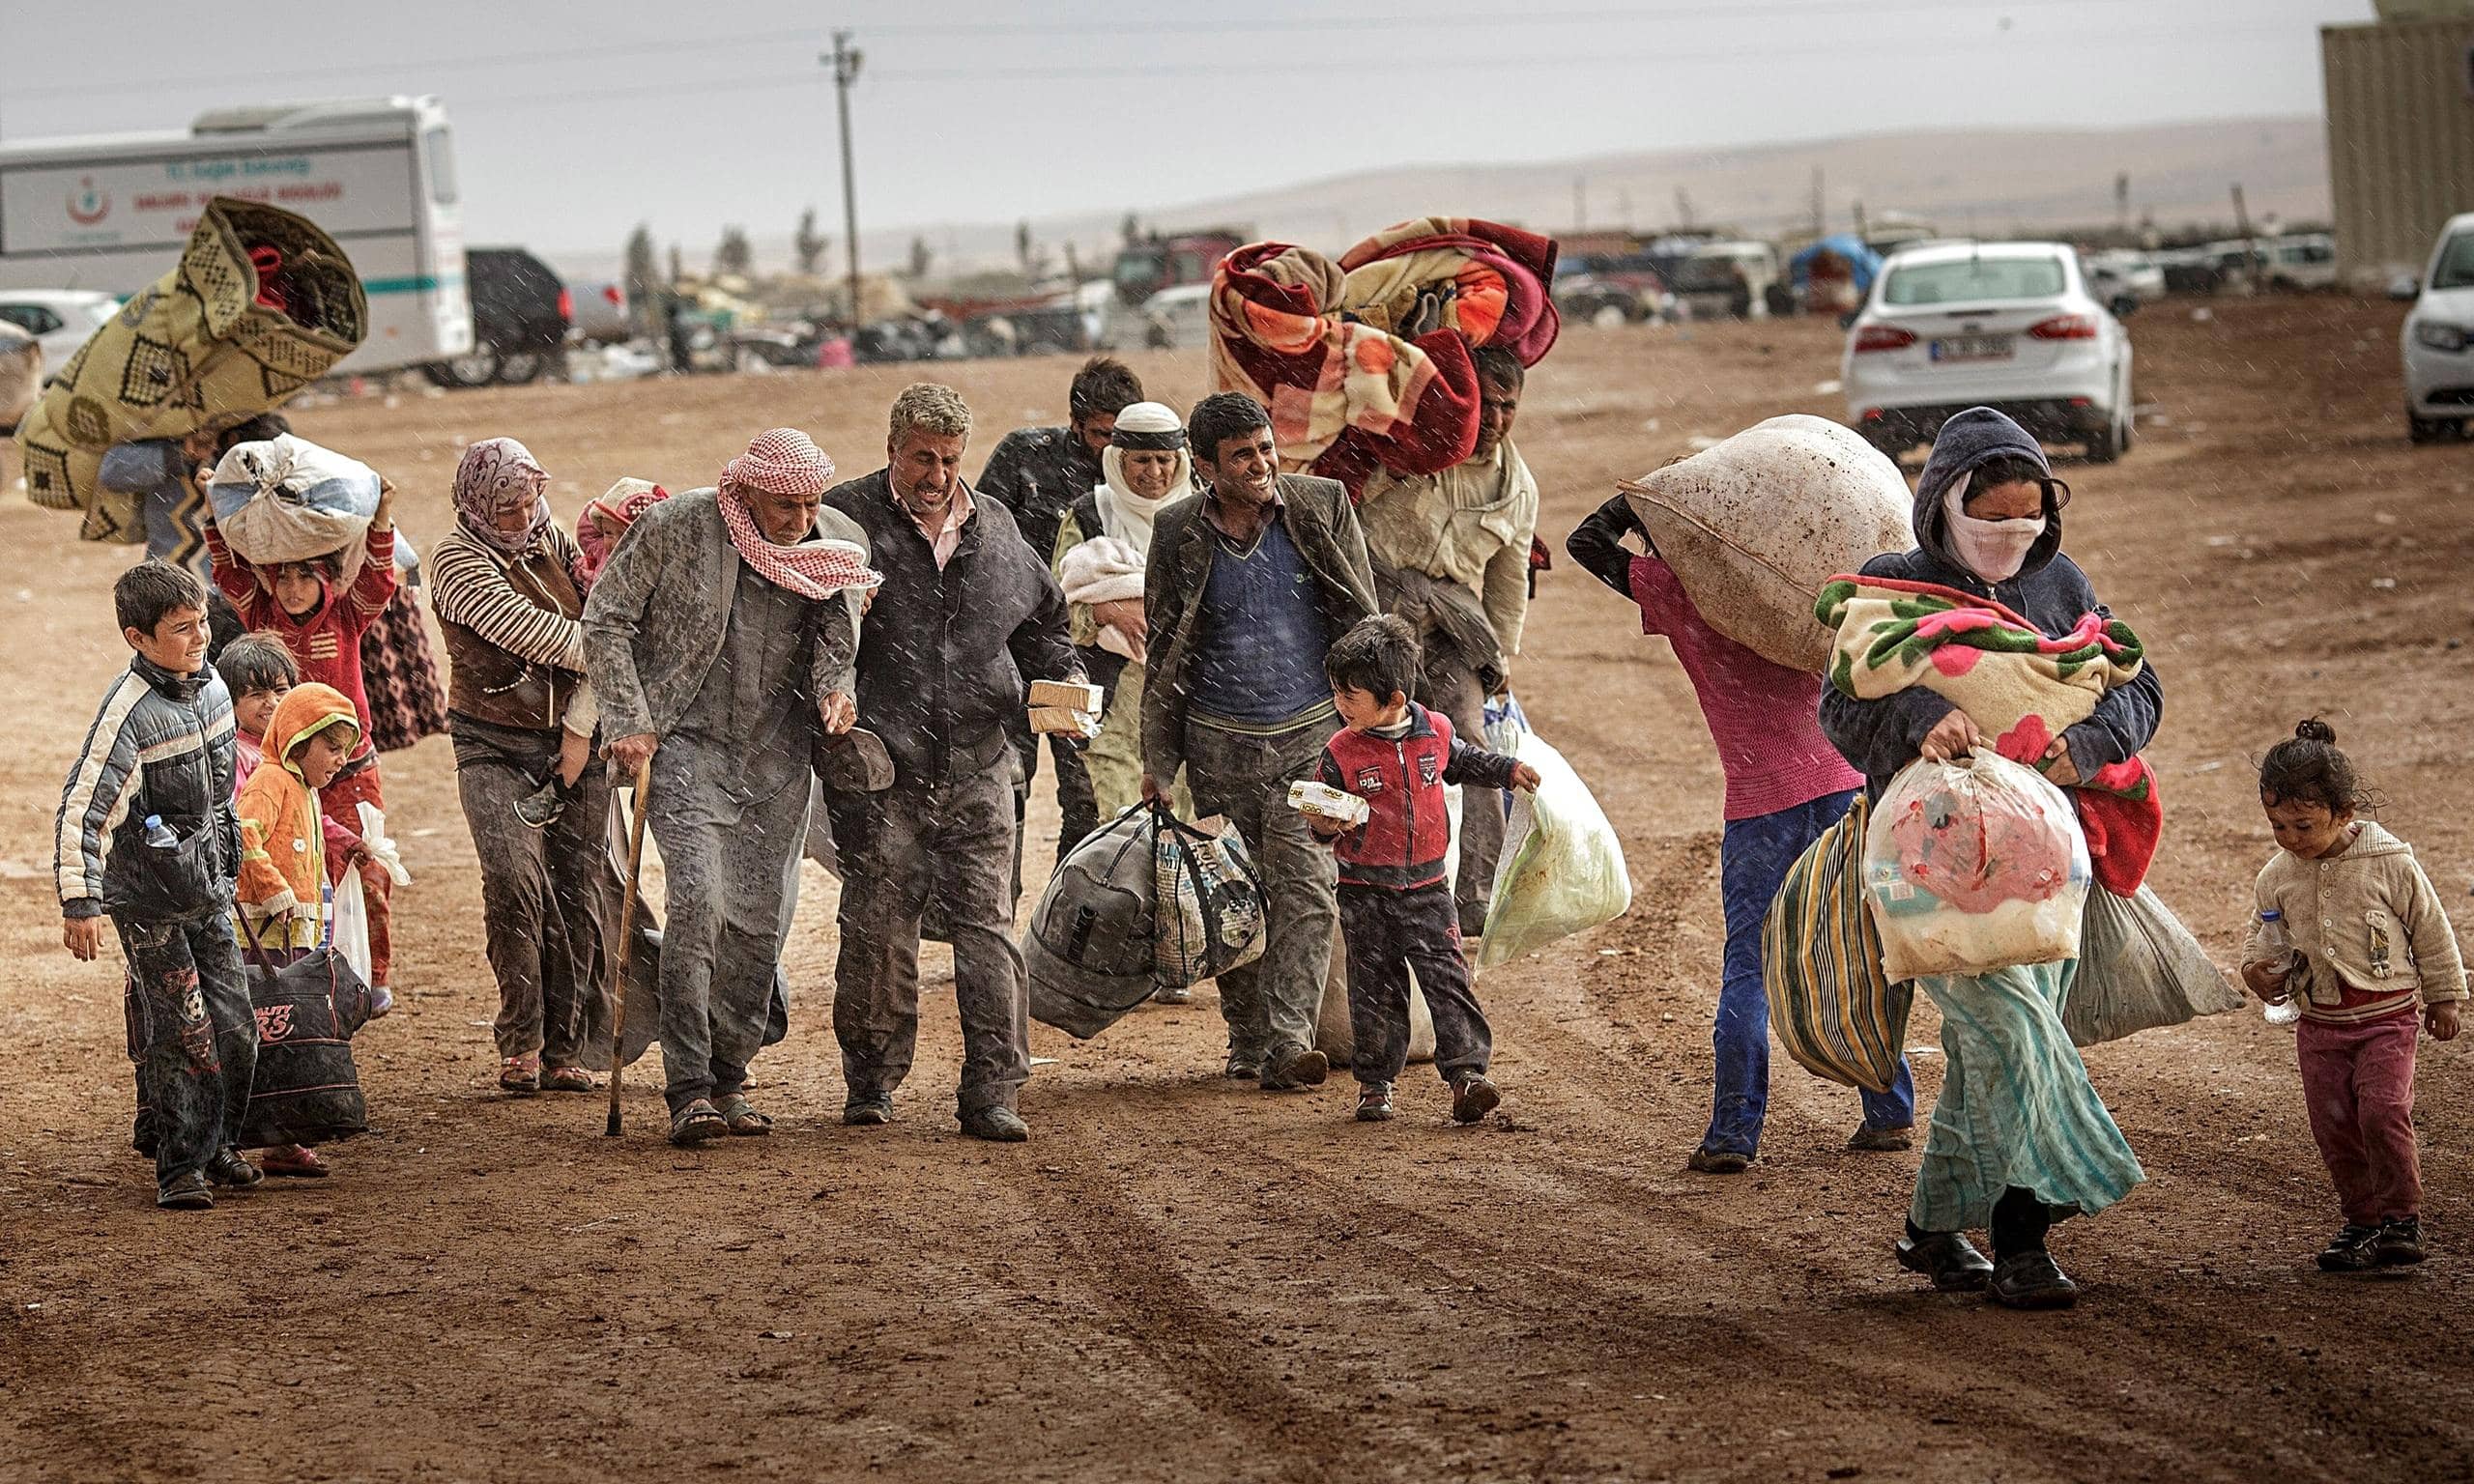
[514,778,570,830]
[1356,1083,1395,1122]
[366,985,395,1018]
[2375,1216,2427,1267]
[1449,1072,1501,1126]
[2316,1223,2384,1272]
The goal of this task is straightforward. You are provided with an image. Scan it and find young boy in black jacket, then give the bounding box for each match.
[57,561,258,1210]
[1310,615,1538,1124]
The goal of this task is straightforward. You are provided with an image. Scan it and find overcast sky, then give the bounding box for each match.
[2,0,2372,264]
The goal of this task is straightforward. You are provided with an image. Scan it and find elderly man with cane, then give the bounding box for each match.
[584,429,879,1146]
[823,384,1081,1143]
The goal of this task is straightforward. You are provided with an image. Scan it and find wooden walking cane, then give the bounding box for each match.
[604,756,654,1137]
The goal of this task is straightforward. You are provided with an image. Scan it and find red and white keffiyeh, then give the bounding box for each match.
[715,428,881,600]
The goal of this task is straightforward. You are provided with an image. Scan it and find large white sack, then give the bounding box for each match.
[1618,414,1912,672]
[1862,752,2089,982]
[209,434,382,579]
[1478,729,1630,969]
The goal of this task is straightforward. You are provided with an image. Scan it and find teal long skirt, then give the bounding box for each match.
[1910,958,2146,1234]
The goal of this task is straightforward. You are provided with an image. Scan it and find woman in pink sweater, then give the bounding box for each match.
[1568,496,1914,1171]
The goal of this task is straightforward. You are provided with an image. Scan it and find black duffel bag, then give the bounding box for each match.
[238,933,374,1148]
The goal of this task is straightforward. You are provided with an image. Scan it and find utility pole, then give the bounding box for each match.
[1572,175,1586,233]
[826,31,864,328]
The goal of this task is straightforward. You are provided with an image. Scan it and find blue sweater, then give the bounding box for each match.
[1187,519,1335,728]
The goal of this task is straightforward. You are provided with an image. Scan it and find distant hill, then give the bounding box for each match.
[545,115,2326,284]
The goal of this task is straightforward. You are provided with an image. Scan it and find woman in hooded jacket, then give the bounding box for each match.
[1819,406,2162,1311]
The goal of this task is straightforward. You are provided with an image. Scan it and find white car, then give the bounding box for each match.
[2402,213,2474,443]
[1842,241,2135,463]
[1136,281,1212,352]
[0,289,119,376]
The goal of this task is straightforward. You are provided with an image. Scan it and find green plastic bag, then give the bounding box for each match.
[1478,728,1630,968]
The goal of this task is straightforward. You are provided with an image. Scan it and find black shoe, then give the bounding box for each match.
[2319,1223,2385,1272]
[1895,1229,1995,1292]
[206,1148,264,1189]
[156,1172,215,1211]
[962,1106,1029,1142]
[1449,1073,1502,1126]
[2376,1217,2426,1267]
[1356,1083,1396,1122]
[843,1094,894,1127]
[1261,1049,1329,1091]
[1987,1249,2079,1309]
[1687,1147,1753,1175]
[514,778,570,830]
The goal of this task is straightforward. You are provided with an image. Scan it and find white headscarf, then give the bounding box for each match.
[1096,401,1189,556]
[1941,471,2046,584]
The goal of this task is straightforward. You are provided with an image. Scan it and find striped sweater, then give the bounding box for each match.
[428,525,590,730]
[56,654,240,922]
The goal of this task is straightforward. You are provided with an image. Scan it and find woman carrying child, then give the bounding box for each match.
[1819,407,2159,1310]
[2244,721,2465,1271]
[203,474,403,1013]
[427,439,623,1096]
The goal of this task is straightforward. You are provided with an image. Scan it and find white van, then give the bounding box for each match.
[0,96,471,374]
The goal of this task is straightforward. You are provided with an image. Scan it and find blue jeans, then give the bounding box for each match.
[1703,790,1915,1157]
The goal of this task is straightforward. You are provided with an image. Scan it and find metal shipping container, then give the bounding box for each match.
[2322,15,2474,276]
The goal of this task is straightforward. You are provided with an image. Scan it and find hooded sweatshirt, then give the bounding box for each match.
[236,683,361,950]
[1817,407,2164,798]
[2247,821,2469,1024]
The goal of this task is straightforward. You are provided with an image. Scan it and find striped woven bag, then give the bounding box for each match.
[1762,793,1913,1093]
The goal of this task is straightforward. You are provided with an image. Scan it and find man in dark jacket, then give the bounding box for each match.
[1140,392,1377,1090]
[823,383,1082,1142]
[976,357,1146,875]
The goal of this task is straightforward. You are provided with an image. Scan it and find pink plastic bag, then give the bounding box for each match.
[1862,752,2089,981]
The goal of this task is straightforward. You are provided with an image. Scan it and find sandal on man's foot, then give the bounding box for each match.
[541,1065,594,1094]
[259,1145,331,1179]
[500,1054,541,1096]
[207,1148,264,1188]
[718,1096,773,1136]
[668,1099,729,1146]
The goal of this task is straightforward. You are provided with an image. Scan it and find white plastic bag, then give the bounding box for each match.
[355,802,412,888]
[1862,752,2089,982]
[209,434,382,579]
[1477,729,1631,968]
[330,870,373,988]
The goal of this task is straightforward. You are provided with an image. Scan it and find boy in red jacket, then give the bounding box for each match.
[1310,615,1539,1124]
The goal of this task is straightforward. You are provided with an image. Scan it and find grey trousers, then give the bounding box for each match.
[1183,720,1340,1068]
[451,719,620,1068]
[1418,644,1504,936]
[828,734,1031,1117]
[647,736,809,1114]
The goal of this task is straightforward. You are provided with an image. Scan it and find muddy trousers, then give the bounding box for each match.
[119,913,256,1191]
[647,742,809,1116]
[1417,642,1505,937]
[452,719,620,1068]
[1706,792,1915,1157]
[2298,1010,2423,1225]
[1184,721,1340,1070]
[829,750,1032,1117]
[1339,883,1489,1086]
[1013,723,1098,881]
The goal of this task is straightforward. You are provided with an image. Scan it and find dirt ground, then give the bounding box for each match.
[2,297,2471,1484]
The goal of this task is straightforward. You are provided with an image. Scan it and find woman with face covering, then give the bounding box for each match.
[1050,402,1198,842]
[429,439,625,1096]
[1819,406,2164,1312]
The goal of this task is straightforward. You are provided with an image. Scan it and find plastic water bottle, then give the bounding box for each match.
[142,814,178,849]
[2255,909,2301,1026]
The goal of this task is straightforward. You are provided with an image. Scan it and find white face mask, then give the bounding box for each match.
[1942,473,2046,583]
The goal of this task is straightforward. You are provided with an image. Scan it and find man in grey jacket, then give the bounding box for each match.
[583,429,877,1146]
[1140,392,1376,1090]
[823,385,1081,1143]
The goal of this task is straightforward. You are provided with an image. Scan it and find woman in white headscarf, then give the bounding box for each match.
[1050,400,1194,839]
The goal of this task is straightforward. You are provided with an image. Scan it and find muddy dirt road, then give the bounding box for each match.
[3,299,2470,1483]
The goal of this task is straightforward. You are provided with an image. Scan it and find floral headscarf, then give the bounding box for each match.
[453,438,552,557]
